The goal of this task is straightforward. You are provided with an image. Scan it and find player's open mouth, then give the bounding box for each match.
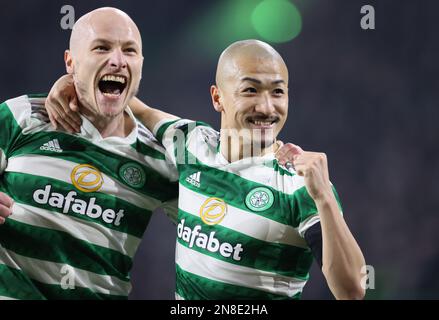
[247,117,279,128]
[98,74,127,98]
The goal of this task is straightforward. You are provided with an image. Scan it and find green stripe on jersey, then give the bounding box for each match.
[0,264,45,300]
[179,160,318,227]
[0,219,132,281]
[176,264,301,300]
[27,93,48,99]
[30,279,126,300]
[157,120,212,144]
[0,264,126,300]
[156,119,180,143]
[0,102,22,154]
[130,140,165,160]
[265,159,294,176]
[178,210,313,279]
[3,172,151,238]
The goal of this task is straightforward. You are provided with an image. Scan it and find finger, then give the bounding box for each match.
[65,96,82,126]
[275,140,284,149]
[47,110,58,130]
[276,143,300,165]
[0,216,5,225]
[67,97,82,129]
[65,110,81,132]
[70,96,79,112]
[292,153,307,164]
[54,114,76,133]
[55,96,81,132]
[280,144,304,164]
[45,98,59,130]
[57,116,77,134]
[51,102,77,133]
[294,164,305,176]
[288,143,304,155]
[59,98,80,131]
[47,99,64,122]
[276,150,287,165]
[0,192,13,208]
[0,204,12,218]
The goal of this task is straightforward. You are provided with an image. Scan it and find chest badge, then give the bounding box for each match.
[245,187,274,212]
[119,162,146,189]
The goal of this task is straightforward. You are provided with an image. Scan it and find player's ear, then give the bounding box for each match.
[211,85,223,113]
[64,50,74,74]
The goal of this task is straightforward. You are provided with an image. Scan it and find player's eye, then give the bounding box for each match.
[94,46,109,52]
[124,47,137,54]
[273,88,284,95]
[243,87,257,94]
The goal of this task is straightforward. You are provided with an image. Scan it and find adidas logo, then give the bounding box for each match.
[40,139,63,153]
[186,172,201,188]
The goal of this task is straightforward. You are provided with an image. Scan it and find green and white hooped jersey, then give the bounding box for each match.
[154,119,343,300]
[0,94,178,300]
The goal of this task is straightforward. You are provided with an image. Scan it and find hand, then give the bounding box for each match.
[276,143,332,201]
[0,192,14,225]
[276,141,303,166]
[45,74,82,133]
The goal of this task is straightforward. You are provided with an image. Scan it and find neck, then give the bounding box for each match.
[80,107,134,138]
[219,129,279,163]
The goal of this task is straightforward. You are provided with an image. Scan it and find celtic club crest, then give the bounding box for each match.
[119,162,146,189]
[245,187,274,212]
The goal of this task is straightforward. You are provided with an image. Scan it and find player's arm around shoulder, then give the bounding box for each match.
[129,97,179,132]
[44,74,179,134]
[45,74,81,133]
[278,143,366,300]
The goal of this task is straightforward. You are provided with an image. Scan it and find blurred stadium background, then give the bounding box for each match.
[0,0,438,299]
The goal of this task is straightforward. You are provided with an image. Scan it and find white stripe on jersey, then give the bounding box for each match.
[4,95,34,129]
[179,184,308,249]
[0,147,6,174]
[176,242,306,298]
[10,202,140,257]
[298,214,321,238]
[185,128,308,195]
[0,249,130,296]
[6,155,163,210]
[155,118,192,171]
[175,293,184,300]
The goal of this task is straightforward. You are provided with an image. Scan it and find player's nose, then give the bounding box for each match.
[108,48,127,70]
[254,92,275,115]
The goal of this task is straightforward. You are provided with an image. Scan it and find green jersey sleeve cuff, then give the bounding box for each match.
[153,118,181,143]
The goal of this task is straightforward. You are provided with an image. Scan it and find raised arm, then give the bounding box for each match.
[277,144,366,300]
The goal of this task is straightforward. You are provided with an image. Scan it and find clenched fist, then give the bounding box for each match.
[277,143,332,201]
[0,192,14,225]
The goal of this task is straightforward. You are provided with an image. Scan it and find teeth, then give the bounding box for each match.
[253,121,272,126]
[101,75,126,84]
[103,92,120,97]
